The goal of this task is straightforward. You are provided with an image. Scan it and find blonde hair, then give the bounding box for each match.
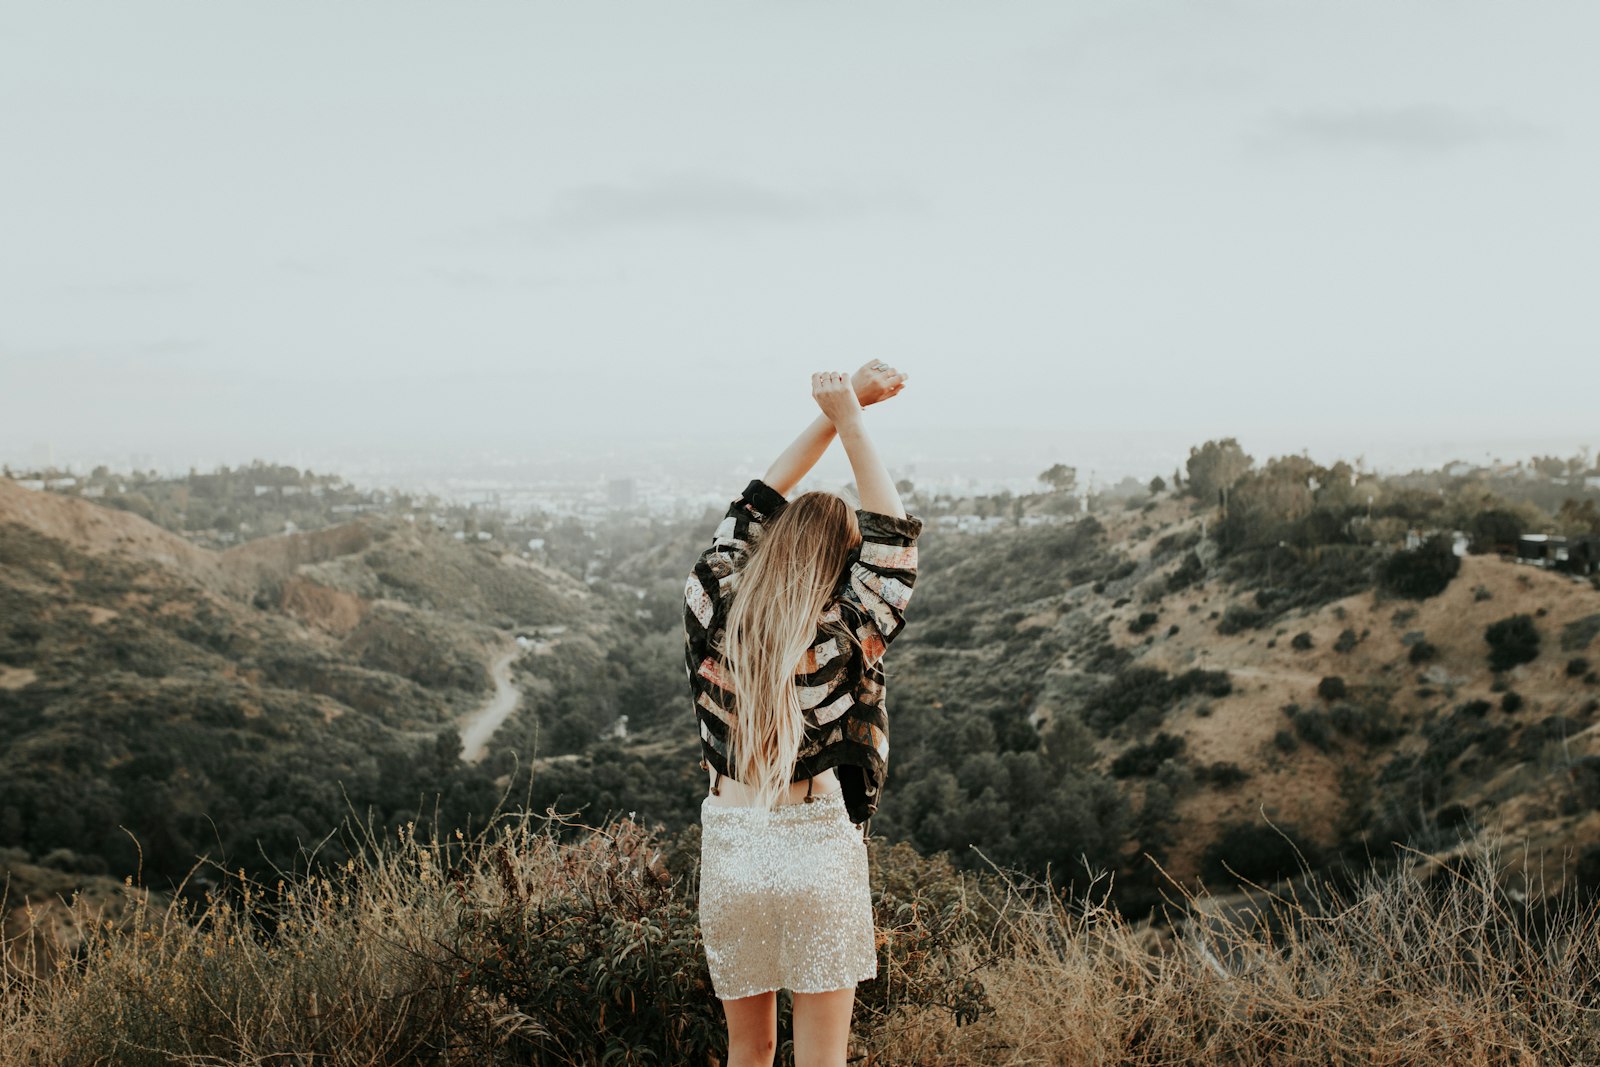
[721,491,862,811]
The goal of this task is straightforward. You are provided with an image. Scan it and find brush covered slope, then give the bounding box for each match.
[0,474,672,954]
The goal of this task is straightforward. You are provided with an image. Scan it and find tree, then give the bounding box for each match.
[1185,438,1254,503]
[1557,498,1600,537]
[1532,455,1568,478]
[1039,463,1077,494]
[1148,475,1167,495]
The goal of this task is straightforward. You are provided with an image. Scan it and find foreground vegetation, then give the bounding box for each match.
[4,793,1597,1066]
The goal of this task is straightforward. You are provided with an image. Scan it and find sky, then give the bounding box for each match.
[2,1,1596,485]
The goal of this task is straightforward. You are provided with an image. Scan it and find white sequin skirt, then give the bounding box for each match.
[697,788,878,1000]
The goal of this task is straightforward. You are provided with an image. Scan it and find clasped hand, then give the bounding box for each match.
[813,361,907,425]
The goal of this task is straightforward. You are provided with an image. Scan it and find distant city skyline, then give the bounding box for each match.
[4,2,1595,479]
[6,424,1592,503]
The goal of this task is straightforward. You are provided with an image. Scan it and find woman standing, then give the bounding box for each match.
[683,362,923,1067]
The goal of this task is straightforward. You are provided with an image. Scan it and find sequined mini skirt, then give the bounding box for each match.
[697,788,877,1000]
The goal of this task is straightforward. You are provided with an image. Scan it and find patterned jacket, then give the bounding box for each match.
[684,478,923,828]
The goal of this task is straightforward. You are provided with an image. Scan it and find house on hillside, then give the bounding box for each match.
[1517,534,1600,575]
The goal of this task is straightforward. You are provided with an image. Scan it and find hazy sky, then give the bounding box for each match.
[3,1,1596,479]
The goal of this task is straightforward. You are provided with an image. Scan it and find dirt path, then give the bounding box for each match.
[457,644,524,763]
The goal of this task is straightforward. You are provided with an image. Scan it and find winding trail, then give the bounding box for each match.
[457,645,524,763]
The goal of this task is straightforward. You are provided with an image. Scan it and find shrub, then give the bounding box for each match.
[1561,614,1600,652]
[1569,657,1591,678]
[1111,733,1187,778]
[1318,676,1348,701]
[1085,666,1231,734]
[1409,640,1440,665]
[1165,550,1206,594]
[1129,611,1160,635]
[1289,707,1336,753]
[1217,604,1265,635]
[1291,632,1314,651]
[1273,729,1299,754]
[1502,691,1524,714]
[1485,614,1541,673]
[1196,762,1250,787]
[1202,819,1316,886]
[1378,534,1461,599]
[1334,628,1359,654]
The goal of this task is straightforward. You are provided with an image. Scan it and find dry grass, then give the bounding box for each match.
[4,806,1598,1066]
[877,842,1600,1066]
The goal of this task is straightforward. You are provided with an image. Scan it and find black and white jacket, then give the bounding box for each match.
[683,478,923,829]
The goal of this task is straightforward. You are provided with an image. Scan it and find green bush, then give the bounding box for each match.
[1289,707,1336,753]
[1083,667,1231,734]
[1485,614,1541,673]
[1111,733,1187,778]
[1216,604,1265,635]
[1129,611,1160,635]
[1202,819,1317,887]
[1378,534,1461,599]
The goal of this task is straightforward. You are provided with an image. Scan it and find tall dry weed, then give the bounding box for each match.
[876,840,1600,1065]
[1,788,989,1066]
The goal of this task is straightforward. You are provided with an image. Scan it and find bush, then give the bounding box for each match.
[1318,676,1348,701]
[1084,667,1232,734]
[1569,657,1591,678]
[1129,611,1160,635]
[1409,640,1440,665]
[1485,614,1541,673]
[1289,707,1336,753]
[1111,733,1187,778]
[1202,819,1316,887]
[1502,691,1524,714]
[1334,628,1360,654]
[1217,604,1265,635]
[1291,632,1314,651]
[1378,534,1461,599]
[1561,614,1600,652]
[1196,762,1250,787]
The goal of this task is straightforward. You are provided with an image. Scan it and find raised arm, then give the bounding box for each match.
[763,361,908,497]
[812,371,904,519]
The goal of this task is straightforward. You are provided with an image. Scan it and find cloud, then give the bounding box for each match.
[1244,104,1548,156]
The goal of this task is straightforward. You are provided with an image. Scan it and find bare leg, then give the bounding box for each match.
[791,985,856,1067]
[721,989,777,1067]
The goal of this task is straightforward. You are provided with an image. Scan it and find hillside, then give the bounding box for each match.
[0,475,662,966]
[614,476,1600,912]
[6,456,1600,968]
[1042,491,1600,894]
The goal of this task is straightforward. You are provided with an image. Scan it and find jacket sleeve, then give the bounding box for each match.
[839,508,923,651]
[684,478,788,652]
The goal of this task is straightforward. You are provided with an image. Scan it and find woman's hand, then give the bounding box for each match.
[813,371,864,427]
[852,360,908,407]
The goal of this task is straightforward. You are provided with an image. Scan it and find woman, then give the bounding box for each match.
[682,362,923,1067]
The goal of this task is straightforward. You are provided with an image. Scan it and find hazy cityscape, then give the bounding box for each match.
[7,427,1593,525]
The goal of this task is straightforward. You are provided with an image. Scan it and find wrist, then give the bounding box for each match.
[832,411,867,435]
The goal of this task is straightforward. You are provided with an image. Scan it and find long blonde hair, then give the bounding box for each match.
[720,491,862,811]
